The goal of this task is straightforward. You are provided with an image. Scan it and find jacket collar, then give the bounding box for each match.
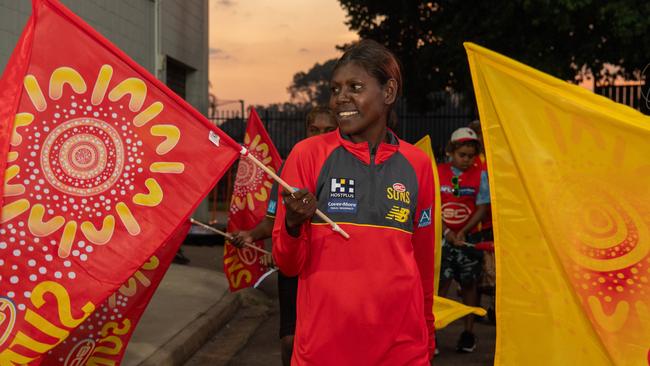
[337,129,400,165]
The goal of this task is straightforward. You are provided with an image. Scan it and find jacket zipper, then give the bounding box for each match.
[369,143,377,208]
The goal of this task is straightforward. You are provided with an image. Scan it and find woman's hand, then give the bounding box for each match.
[281,188,317,236]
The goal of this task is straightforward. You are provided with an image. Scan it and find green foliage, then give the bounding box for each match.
[338,0,650,110]
[287,58,338,107]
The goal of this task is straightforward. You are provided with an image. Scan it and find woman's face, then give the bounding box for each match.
[306,114,337,138]
[329,62,388,143]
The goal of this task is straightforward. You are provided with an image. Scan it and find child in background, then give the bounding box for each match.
[437,127,490,353]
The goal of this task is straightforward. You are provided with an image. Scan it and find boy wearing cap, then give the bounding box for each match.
[437,127,490,353]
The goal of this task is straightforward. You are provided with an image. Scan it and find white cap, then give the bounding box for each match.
[450,127,478,143]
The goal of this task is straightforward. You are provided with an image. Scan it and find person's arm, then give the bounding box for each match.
[229,175,282,248]
[456,170,490,244]
[411,161,436,359]
[455,204,487,243]
[441,221,459,245]
[228,216,275,248]
[272,147,316,276]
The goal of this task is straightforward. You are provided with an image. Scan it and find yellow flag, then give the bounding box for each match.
[466,42,650,365]
[434,295,487,329]
[415,135,443,295]
[415,135,487,329]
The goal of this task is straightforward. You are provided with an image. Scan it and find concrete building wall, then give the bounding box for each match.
[161,0,209,114]
[0,0,208,114]
[0,0,212,220]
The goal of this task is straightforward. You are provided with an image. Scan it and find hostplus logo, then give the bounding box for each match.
[330,178,355,199]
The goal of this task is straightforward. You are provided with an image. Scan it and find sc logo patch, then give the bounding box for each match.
[441,202,471,225]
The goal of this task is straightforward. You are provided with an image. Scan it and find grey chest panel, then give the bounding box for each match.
[313,147,419,232]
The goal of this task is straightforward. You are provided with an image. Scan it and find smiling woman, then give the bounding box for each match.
[272,40,437,366]
[209,0,357,106]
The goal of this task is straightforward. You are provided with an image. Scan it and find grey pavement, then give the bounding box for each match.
[122,257,240,366]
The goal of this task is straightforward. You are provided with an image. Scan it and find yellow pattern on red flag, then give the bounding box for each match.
[224,108,282,291]
[40,220,191,366]
[466,42,650,365]
[0,0,240,363]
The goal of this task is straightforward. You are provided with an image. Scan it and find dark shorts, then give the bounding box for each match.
[440,231,489,285]
[278,271,298,338]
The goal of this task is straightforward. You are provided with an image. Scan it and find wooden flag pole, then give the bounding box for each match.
[189,218,272,256]
[241,149,350,239]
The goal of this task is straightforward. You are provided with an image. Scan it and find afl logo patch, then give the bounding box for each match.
[392,183,406,192]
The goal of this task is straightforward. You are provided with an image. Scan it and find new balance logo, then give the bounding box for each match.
[385,206,410,223]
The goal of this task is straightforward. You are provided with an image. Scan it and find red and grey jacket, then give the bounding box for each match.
[438,162,482,233]
[273,130,435,366]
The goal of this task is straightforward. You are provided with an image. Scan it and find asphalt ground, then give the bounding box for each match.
[180,241,496,366]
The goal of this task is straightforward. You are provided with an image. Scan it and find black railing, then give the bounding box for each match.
[207,93,476,215]
[595,83,649,114]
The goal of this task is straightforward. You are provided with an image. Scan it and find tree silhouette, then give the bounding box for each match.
[287,58,338,107]
[338,0,650,110]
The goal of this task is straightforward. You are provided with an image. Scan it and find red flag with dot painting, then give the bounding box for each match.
[39,220,191,366]
[223,108,281,291]
[0,0,240,364]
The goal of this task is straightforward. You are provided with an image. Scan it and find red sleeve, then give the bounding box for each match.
[271,142,316,277]
[410,151,437,357]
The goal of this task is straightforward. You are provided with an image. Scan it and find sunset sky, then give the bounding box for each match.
[209,0,358,109]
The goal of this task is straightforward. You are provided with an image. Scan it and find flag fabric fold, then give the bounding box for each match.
[0,0,240,363]
[433,296,486,330]
[466,42,650,365]
[224,108,282,291]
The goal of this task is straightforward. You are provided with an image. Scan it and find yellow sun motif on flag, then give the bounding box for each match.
[231,133,275,213]
[542,109,650,358]
[2,65,185,260]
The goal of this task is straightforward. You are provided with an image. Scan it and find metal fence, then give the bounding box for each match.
[207,93,476,214]
[211,94,476,158]
[207,84,650,216]
[595,83,649,114]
